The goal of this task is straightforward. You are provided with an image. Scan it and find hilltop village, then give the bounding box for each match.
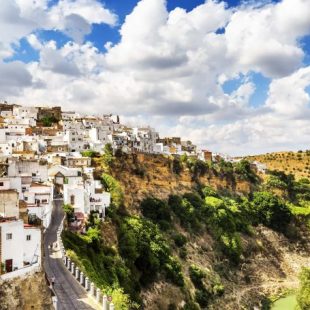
[0,101,218,280]
[0,101,268,283]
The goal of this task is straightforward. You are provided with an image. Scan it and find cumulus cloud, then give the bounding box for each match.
[2,0,310,155]
[0,0,117,58]
[0,61,32,97]
[266,66,310,118]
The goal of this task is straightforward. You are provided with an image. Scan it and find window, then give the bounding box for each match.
[0,182,3,186]
[26,235,31,241]
[6,233,12,240]
[70,195,75,205]
[42,199,48,203]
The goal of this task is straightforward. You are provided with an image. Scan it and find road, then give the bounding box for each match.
[44,199,99,310]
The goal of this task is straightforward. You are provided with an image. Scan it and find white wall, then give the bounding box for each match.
[0,191,19,218]
[0,220,24,271]
[23,227,41,265]
[63,184,85,213]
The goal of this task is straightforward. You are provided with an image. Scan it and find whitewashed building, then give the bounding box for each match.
[24,183,53,228]
[0,219,41,274]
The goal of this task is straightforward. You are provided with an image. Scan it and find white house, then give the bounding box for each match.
[24,183,53,228]
[63,179,110,217]
[13,106,38,120]
[48,165,83,186]
[8,158,48,183]
[64,129,88,152]
[0,219,41,274]
[85,179,110,216]
[0,177,23,199]
[63,183,86,213]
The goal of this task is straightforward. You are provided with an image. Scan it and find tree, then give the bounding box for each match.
[252,192,292,231]
[140,197,171,228]
[234,160,258,183]
[102,143,114,167]
[81,150,98,158]
[63,204,74,222]
[101,173,124,209]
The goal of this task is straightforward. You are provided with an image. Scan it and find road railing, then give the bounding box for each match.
[57,216,115,310]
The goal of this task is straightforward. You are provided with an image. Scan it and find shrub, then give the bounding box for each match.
[81,150,98,158]
[41,115,58,126]
[202,186,219,198]
[140,197,171,227]
[189,265,206,288]
[234,159,258,183]
[168,195,201,231]
[252,191,292,231]
[63,204,74,222]
[102,143,114,167]
[172,158,182,175]
[165,257,184,286]
[297,267,310,310]
[172,233,187,247]
[118,217,183,287]
[101,173,124,209]
[195,289,210,308]
[187,158,209,179]
[219,233,242,264]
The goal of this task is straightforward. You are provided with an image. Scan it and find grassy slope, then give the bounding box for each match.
[244,150,310,180]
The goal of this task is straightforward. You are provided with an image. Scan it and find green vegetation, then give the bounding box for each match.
[234,159,258,183]
[119,216,184,288]
[101,173,124,209]
[189,264,224,308]
[297,267,310,310]
[186,158,209,180]
[62,154,310,310]
[271,294,297,310]
[140,197,171,230]
[172,157,183,175]
[81,150,99,158]
[41,115,58,126]
[251,191,291,232]
[102,143,114,168]
[63,204,74,222]
[63,230,136,309]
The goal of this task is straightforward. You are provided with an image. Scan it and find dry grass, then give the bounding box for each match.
[244,150,310,180]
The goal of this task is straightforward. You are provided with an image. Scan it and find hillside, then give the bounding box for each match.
[245,150,310,180]
[62,151,310,310]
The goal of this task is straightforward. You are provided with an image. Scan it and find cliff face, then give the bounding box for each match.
[0,272,53,310]
[103,153,252,210]
[97,153,310,309]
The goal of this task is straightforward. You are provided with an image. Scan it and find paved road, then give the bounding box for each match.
[44,200,99,310]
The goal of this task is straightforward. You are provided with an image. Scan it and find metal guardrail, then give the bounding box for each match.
[57,217,115,310]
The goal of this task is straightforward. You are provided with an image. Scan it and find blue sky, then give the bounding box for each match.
[1,0,310,155]
[8,0,286,109]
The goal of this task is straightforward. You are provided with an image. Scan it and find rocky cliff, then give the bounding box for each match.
[0,271,53,310]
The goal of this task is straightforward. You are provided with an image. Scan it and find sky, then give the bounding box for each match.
[0,0,310,156]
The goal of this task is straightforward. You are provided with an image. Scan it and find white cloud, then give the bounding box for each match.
[266,66,310,117]
[0,0,117,55]
[2,0,310,155]
[224,0,310,78]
